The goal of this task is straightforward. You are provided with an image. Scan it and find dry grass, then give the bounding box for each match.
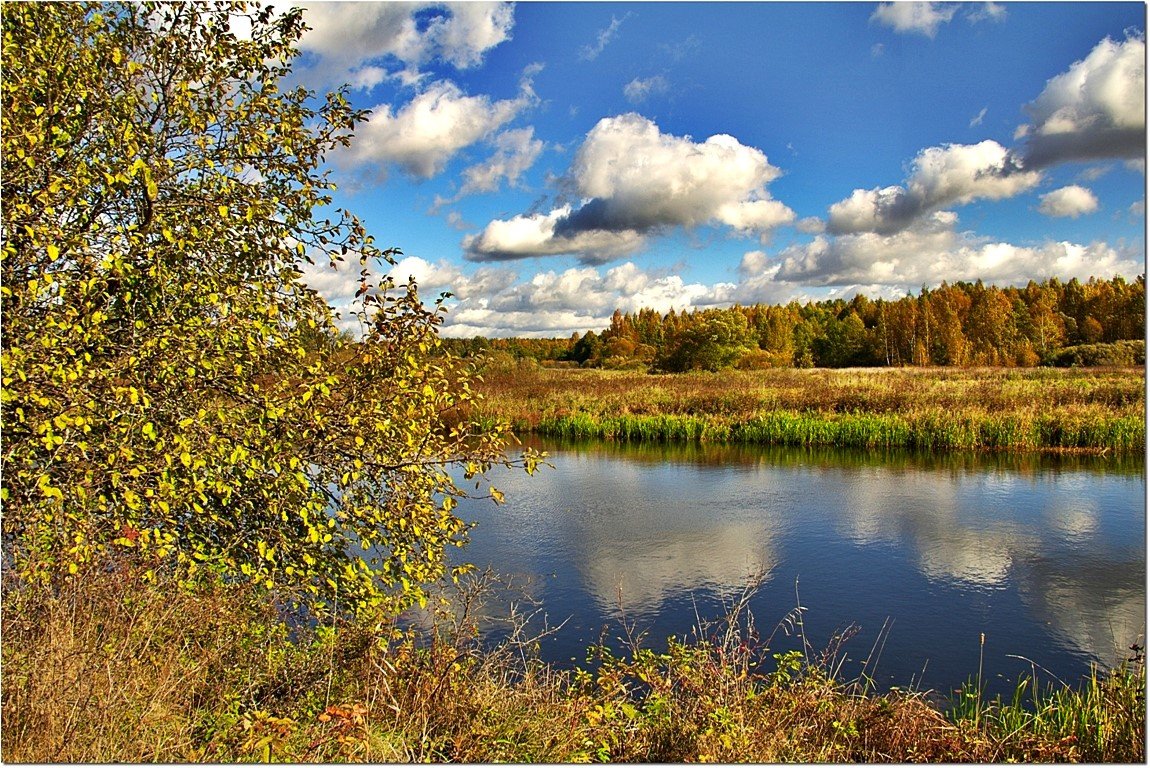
[3,566,1143,762]
[474,364,1145,452]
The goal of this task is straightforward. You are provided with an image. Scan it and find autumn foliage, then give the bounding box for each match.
[0,1,536,615]
[444,275,1145,371]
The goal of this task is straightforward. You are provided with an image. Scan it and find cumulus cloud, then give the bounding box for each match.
[298,2,514,89]
[462,206,647,264]
[910,141,1039,205]
[334,80,532,179]
[382,254,816,337]
[382,259,720,337]
[1018,33,1146,168]
[825,33,1142,239]
[296,252,366,311]
[464,114,795,263]
[871,2,958,38]
[302,227,1141,339]
[828,140,1041,234]
[623,75,670,104]
[1038,185,1100,218]
[871,2,1003,36]
[796,217,827,234]
[453,127,545,198]
[779,211,1140,287]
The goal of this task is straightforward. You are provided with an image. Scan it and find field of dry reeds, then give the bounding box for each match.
[474,364,1145,453]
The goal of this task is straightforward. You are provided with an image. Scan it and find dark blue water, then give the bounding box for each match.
[449,439,1145,698]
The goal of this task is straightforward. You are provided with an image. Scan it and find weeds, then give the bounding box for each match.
[476,366,1145,453]
[3,565,1143,762]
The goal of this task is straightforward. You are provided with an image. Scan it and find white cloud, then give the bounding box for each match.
[465,114,795,262]
[456,127,545,197]
[779,211,1140,287]
[828,140,1041,234]
[829,186,908,235]
[966,2,1007,24]
[335,80,531,179]
[623,75,670,104]
[1020,33,1146,167]
[567,114,792,232]
[969,106,988,127]
[333,256,797,337]
[715,200,796,233]
[445,211,471,230]
[296,252,365,310]
[462,206,647,264]
[298,2,514,89]
[796,216,827,235]
[871,3,1003,38]
[294,250,390,335]
[660,35,702,62]
[1077,164,1112,182]
[443,261,718,337]
[387,256,517,301]
[1038,185,1100,218]
[579,14,631,61]
[909,141,1039,205]
[829,33,1142,236]
[871,2,958,38]
[303,228,1141,339]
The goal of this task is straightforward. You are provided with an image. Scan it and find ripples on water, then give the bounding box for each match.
[448,438,1145,697]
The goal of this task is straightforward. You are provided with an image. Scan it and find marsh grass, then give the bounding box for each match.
[478,365,1145,453]
[950,655,1146,762]
[3,566,1144,762]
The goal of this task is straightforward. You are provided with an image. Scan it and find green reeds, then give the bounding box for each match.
[951,658,1146,762]
[529,408,1145,452]
[478,367,1145,453]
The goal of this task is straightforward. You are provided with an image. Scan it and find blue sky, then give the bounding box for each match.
[291,2,1146,337]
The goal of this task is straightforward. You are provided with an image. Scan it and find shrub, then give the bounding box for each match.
[1044,340,1146,367]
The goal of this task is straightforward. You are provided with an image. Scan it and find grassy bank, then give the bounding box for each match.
[3,569,1143,763]
[475,365,1146,453]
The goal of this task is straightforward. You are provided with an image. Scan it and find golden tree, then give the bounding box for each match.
[1,2,537,615]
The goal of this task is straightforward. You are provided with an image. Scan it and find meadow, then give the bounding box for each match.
[474,364,1146,453]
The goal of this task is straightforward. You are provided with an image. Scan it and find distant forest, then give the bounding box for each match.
[441,275,1146,371]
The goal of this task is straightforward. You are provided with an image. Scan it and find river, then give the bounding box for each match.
[449,437,1145,698]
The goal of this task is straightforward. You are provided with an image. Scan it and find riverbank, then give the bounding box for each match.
[3,569,1143,762]
[474,364,1146,453]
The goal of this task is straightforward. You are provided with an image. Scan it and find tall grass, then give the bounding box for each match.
[951,658,1146,762]
[477,364,1145,453]
[3,567,1144,762]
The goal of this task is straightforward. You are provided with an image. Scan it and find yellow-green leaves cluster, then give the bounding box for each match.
[1,2,534,616]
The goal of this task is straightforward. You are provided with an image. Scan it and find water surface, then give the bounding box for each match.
[451,439,1145,698]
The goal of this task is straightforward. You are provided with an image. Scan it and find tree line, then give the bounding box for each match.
[442,275,1145,371]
